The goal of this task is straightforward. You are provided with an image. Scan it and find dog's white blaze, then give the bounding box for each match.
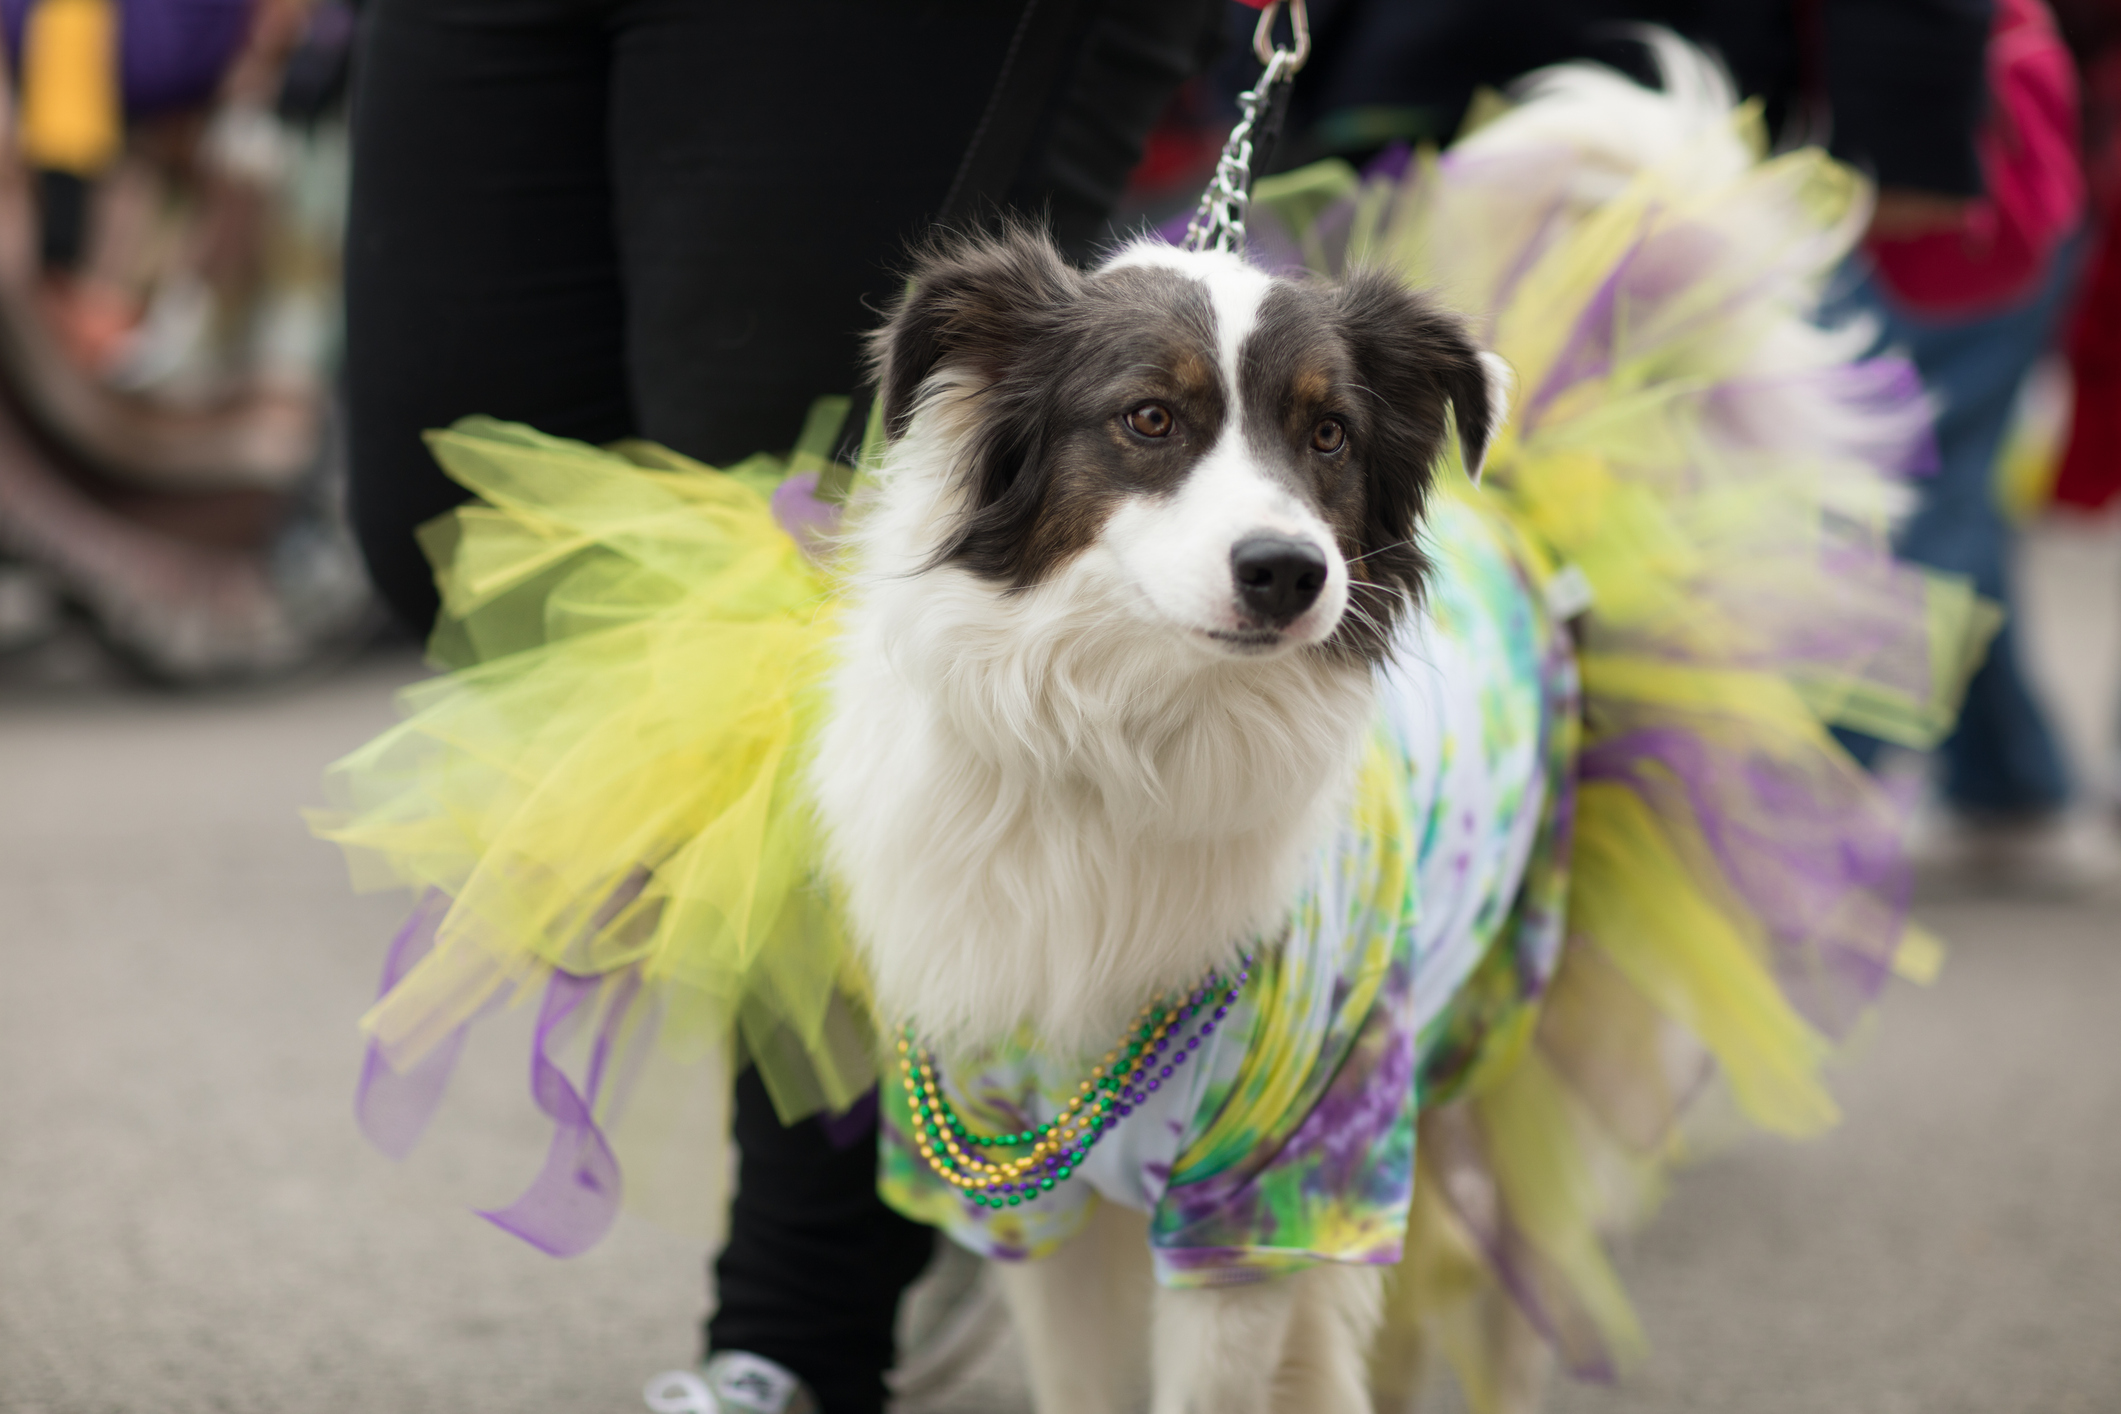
[1104,240,1269,388]
[1100,242,1348,649]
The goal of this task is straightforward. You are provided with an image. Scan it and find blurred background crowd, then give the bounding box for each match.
[0,0,361,681]
[0,5,2116,1414]
[0,0,2114,896]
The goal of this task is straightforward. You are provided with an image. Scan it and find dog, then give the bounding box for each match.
[809,220,1529,1414]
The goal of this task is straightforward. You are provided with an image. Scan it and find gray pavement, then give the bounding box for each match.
[0,652,704,1414]
[2,521,2118,1414]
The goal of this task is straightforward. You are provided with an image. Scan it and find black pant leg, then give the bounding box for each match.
[598,14,1034,1408]
[709,1070,938,1414]
[343,0,633,635]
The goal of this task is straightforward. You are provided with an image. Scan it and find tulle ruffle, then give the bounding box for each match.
[311,418,871,1253]
[1246,72,1989,1399]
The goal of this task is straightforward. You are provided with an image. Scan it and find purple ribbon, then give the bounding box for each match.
[476,969,639,1257]
[357,890,644,1257]
[1423,1103,1620,1383]
[355,890,471,1161]
[817,1087,879,1150]
[771,470,842,560]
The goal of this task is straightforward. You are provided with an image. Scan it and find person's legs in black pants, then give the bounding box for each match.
[344,0,637,635]
[343,2,1220,1410]
[346,9,1014,1410]
[347,0,1028,634]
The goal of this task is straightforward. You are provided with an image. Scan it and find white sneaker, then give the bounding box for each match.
[645,1353,819,1414]
[1909,806,2121,900]
[646,1245,1007,1414]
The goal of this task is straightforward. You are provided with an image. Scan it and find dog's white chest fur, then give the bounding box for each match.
[809,463,1374,1057]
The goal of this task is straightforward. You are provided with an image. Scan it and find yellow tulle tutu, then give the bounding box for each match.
[315,421,876,1184]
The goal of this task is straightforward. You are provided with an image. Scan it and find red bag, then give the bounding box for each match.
[2054,209,2121,510]
[1868,0,2086,315]
[2054,39,2121,512]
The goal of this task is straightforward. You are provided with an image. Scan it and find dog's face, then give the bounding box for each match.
[874,230,1507,664]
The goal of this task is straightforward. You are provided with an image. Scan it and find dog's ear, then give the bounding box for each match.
[1463,353,1514,484]
[1328,272,1509,657]
[872,226,1082,440]
[1335,271,1510,500]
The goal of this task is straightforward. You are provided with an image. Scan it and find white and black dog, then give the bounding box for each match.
[810,231,1514,1414]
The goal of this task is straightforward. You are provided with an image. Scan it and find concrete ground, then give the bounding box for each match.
[2,517,2118,1414]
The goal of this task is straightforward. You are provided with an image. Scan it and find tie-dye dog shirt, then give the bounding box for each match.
[879,493,1579,1286]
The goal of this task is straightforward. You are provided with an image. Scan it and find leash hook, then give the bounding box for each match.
[1184,0,1307,255]
[1252,0,1311,72]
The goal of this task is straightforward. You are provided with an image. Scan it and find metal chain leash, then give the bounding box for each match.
[1182,0,1311,255]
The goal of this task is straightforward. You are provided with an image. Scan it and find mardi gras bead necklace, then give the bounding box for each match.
[896,956,1253,1209]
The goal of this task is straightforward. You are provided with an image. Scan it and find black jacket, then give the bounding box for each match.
[1239,0,1993,197]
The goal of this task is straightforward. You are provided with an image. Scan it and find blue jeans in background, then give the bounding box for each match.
[1831,234,2087,815]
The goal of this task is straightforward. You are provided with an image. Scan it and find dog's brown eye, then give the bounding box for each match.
[1124,403,1175,439]
[1311,418,1347,453]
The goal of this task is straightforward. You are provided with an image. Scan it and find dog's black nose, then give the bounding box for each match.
[1230,534,1327,626]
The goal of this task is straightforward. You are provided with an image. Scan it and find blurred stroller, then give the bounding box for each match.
[0,0,370,684]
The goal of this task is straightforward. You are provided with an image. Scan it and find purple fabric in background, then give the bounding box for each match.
[817,1087,879,1150]
[2,0,251,117]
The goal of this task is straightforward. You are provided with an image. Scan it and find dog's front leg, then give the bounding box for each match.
[1150,1266,1382,1414]
[994,1201,1152,1414]
[1148,1279,1300,1414]
[1279,1266,1385,1411]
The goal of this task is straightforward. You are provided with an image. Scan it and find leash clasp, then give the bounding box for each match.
[1252,0,1311,72]
[1184,0,1308,256]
